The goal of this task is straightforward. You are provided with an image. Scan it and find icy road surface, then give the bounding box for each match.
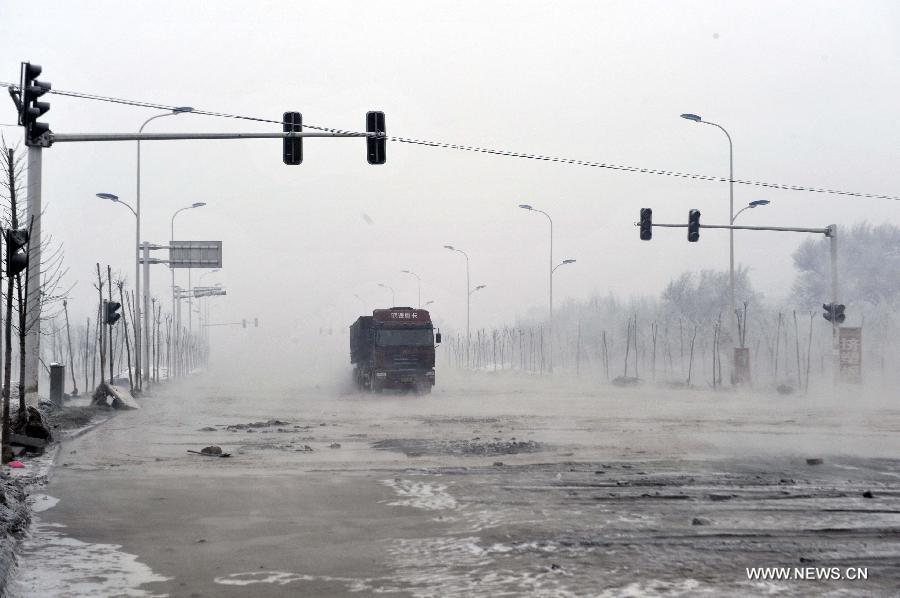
[8,371,900,597]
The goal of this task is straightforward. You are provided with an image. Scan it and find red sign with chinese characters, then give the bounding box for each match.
[372,309,432,325]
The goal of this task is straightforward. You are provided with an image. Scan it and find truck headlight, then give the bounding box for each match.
[375,372,387,378]
[425,371,435,377]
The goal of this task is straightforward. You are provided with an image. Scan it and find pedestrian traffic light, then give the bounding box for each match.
[106,301,122,325]
[254,318,259,328]
[822,303,834,322]
[687,209,701,242]
[5,228,30,277]
[20,62,51,146]
[283,111,302,165]
[639,208,652,241]
[366,111,386,165]
[242,319,247,328]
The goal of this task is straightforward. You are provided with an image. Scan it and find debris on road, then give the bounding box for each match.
[187,446,231,458]
[692,517,712,526]
[226,419,290,431]
[806,458,824,466]
[863,490,874,498]
[91,383,140,410]
[329,443,341,449]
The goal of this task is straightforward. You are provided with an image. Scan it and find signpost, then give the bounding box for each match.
[838,327,862,384]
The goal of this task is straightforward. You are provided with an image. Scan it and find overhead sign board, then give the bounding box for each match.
[169,241,222,269]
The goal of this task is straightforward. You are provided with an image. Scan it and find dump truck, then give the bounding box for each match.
[350,307,440,392]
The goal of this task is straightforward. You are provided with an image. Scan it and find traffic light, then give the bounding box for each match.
[366,111,386,165]
[639,208,652,241]
[20,62,51,146]
[106,301,122,325]
[5,228,30,277]
[823,303,847,323]
[254,318,259,328]
[283,111,302,165]
[833,304,846,324]
[242,319,247,328]
[687,209,701,242]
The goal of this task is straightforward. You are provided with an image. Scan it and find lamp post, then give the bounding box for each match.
[136,106,193,388]
[377,283,395,306]
[519,204,555,373]
[732,199,771,223]
[401,270,421,308]
[170,201,206,376]
[424,300,434,308]
[680,113,736,366]
[95,192,136,385]
[444,245,471,368]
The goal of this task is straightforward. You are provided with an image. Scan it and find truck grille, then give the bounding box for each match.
[391,355,421,367]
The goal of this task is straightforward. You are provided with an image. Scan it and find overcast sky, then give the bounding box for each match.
[1,0,898,344]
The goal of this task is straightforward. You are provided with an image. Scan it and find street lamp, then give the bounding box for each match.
[444,244,471,368]
[469,284,487,296]
[170,201,206,376]
[680,112,737,362]
[401,269,422,308]
[732,200,771,223]
[377,283,395,306]
[553,259,577,273]
[94,192,136,388]
[519,203,556,373]
[136,106,193,388]
[424,300,434,307]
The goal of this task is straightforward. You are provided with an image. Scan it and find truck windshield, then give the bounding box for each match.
[375,329,434,347]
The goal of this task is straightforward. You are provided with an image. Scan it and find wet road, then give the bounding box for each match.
[9,371,900,597]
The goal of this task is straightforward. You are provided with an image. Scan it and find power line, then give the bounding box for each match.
[3,80,898,201]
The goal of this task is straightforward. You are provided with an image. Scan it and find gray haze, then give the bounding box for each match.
[2,0,900,367]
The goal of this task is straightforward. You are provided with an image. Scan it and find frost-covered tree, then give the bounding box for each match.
[791,222,900,307]
[661,266,759,323]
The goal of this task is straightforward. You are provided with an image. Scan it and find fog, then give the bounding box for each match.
[1,1,899,404]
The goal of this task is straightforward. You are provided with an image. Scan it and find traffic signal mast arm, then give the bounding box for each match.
[645,222,833,235]
[48,131,380,143]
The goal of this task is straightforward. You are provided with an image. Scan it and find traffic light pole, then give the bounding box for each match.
[23,146,42,407]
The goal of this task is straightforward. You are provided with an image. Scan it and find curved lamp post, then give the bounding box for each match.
[519,204,556,373]
[170,201,206,376]
[444,244,471,368]
[377,283,395,306]
[680,112,737,360]
[401,269,421,308]
[136,106,193,387]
